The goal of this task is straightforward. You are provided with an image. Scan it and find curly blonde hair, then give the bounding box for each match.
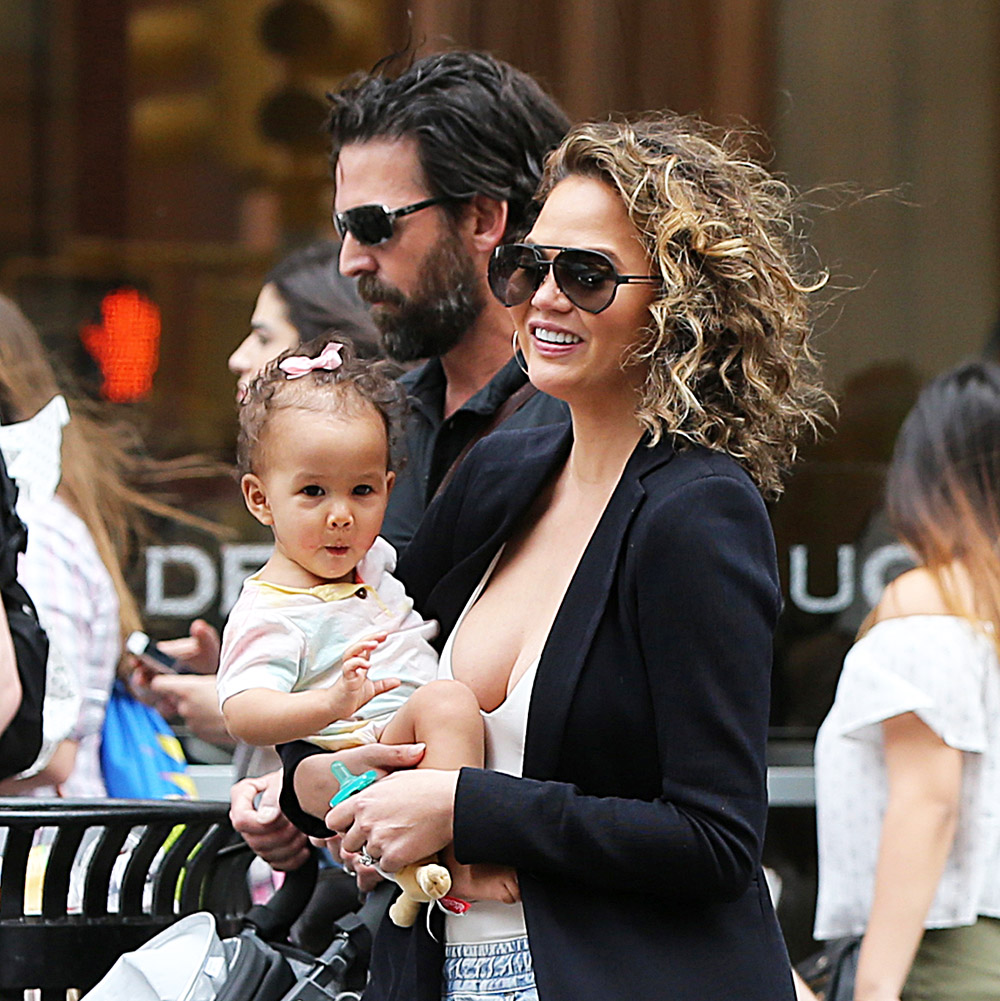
[538,115,831,497]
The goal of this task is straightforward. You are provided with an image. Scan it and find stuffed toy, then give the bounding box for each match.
[386,857,452,927]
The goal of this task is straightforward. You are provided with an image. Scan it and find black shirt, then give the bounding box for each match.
[381,357,568,552]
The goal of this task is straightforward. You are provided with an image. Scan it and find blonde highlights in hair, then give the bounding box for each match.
[538,115,832,497]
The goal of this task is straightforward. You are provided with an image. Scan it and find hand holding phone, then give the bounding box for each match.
[126,631,195,675]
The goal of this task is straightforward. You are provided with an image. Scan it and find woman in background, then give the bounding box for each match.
[813,360,1000,1000]
[0,293,196,795]
[229,239,381,402]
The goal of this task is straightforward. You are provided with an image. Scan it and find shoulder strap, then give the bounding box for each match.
[0,454,26,588]
[0,452,48,780]
[432,381,538,501]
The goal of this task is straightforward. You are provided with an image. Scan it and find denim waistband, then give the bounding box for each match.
[442,935,537,998]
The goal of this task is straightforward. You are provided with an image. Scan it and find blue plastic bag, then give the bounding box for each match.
[100,680,197,798]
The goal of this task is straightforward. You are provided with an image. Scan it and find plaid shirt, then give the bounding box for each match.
[17,494,119,797]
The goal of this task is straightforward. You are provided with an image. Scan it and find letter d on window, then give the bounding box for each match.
[145,544,217,617]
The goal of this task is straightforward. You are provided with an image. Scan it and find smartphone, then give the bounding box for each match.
[126,630,195,675]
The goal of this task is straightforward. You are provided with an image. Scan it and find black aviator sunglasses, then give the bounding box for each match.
[333,195,464,247]
[489,243,661,314]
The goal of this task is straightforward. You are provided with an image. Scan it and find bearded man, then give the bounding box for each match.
[327,51,571,549]
[230,51,571,911]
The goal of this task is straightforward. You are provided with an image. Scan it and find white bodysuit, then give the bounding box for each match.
[439,549,538,945]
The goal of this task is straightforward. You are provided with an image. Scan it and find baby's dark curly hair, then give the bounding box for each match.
[236,337,406,477]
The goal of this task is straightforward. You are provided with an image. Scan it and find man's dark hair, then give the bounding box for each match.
[326,50,570,242]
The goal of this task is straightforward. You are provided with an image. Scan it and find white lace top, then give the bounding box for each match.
[813,615,1000,939]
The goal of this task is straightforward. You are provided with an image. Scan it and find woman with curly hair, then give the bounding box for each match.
[283,113,829,1001]
[813,360,1000,1001]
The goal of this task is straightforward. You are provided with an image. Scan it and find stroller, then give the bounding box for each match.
[215,851,390,1001]
[0,798,386,1001]
[81,848,392,1001]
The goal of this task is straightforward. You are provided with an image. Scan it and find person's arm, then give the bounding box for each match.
[853,712,962,1001]
[223,637,396,746]
[280,739,427,831]
[331,472,780,898]
[127,620,231,745]
[145,673,235,747]
[0,738,77,793]
[0,601,21,733]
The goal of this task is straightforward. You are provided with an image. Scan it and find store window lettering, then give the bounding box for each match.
[145,544,273,617]
[788,543,914,614]
[145,541,916,620]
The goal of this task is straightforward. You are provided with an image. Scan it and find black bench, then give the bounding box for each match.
[0,797,251,1000]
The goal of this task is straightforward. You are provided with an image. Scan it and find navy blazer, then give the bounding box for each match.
[361,423,796,1001]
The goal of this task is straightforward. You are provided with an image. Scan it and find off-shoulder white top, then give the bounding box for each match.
[814,615,1000,939]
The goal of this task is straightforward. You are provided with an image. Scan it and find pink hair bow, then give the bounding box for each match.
[278,342,344,379]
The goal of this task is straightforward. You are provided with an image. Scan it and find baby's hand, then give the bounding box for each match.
[334,633,398,718]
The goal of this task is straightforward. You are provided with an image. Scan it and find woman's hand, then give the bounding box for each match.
[310,834,385,892]
[292,741,427,820]
[326,768,459,873]
[126,619,229,747]
[157,619,222,675]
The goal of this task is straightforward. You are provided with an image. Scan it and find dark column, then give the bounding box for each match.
[73,0,128,238]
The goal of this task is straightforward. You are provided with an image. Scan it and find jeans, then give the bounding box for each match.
[441,935,538,1000]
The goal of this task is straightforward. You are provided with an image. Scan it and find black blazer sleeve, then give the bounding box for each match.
[451,466,780,901]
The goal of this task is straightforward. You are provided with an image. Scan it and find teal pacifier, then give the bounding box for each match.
[329,760,378,807]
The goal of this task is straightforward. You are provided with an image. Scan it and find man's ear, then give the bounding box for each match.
[241,473,273,526]
[464,194,509,255]
[385,470,396,496]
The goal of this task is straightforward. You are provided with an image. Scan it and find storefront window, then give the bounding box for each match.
[2,0,997,752]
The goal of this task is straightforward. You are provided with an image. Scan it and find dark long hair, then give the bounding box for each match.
[326,50,570,242]
[885,359,1000,639]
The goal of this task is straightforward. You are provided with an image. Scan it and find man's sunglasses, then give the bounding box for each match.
[333,196,453,247]
[489,244,661,315]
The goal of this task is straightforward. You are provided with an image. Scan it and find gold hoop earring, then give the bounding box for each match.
[512,329,529,376]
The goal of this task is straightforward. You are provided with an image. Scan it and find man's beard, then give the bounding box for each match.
[356,229,486,363]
